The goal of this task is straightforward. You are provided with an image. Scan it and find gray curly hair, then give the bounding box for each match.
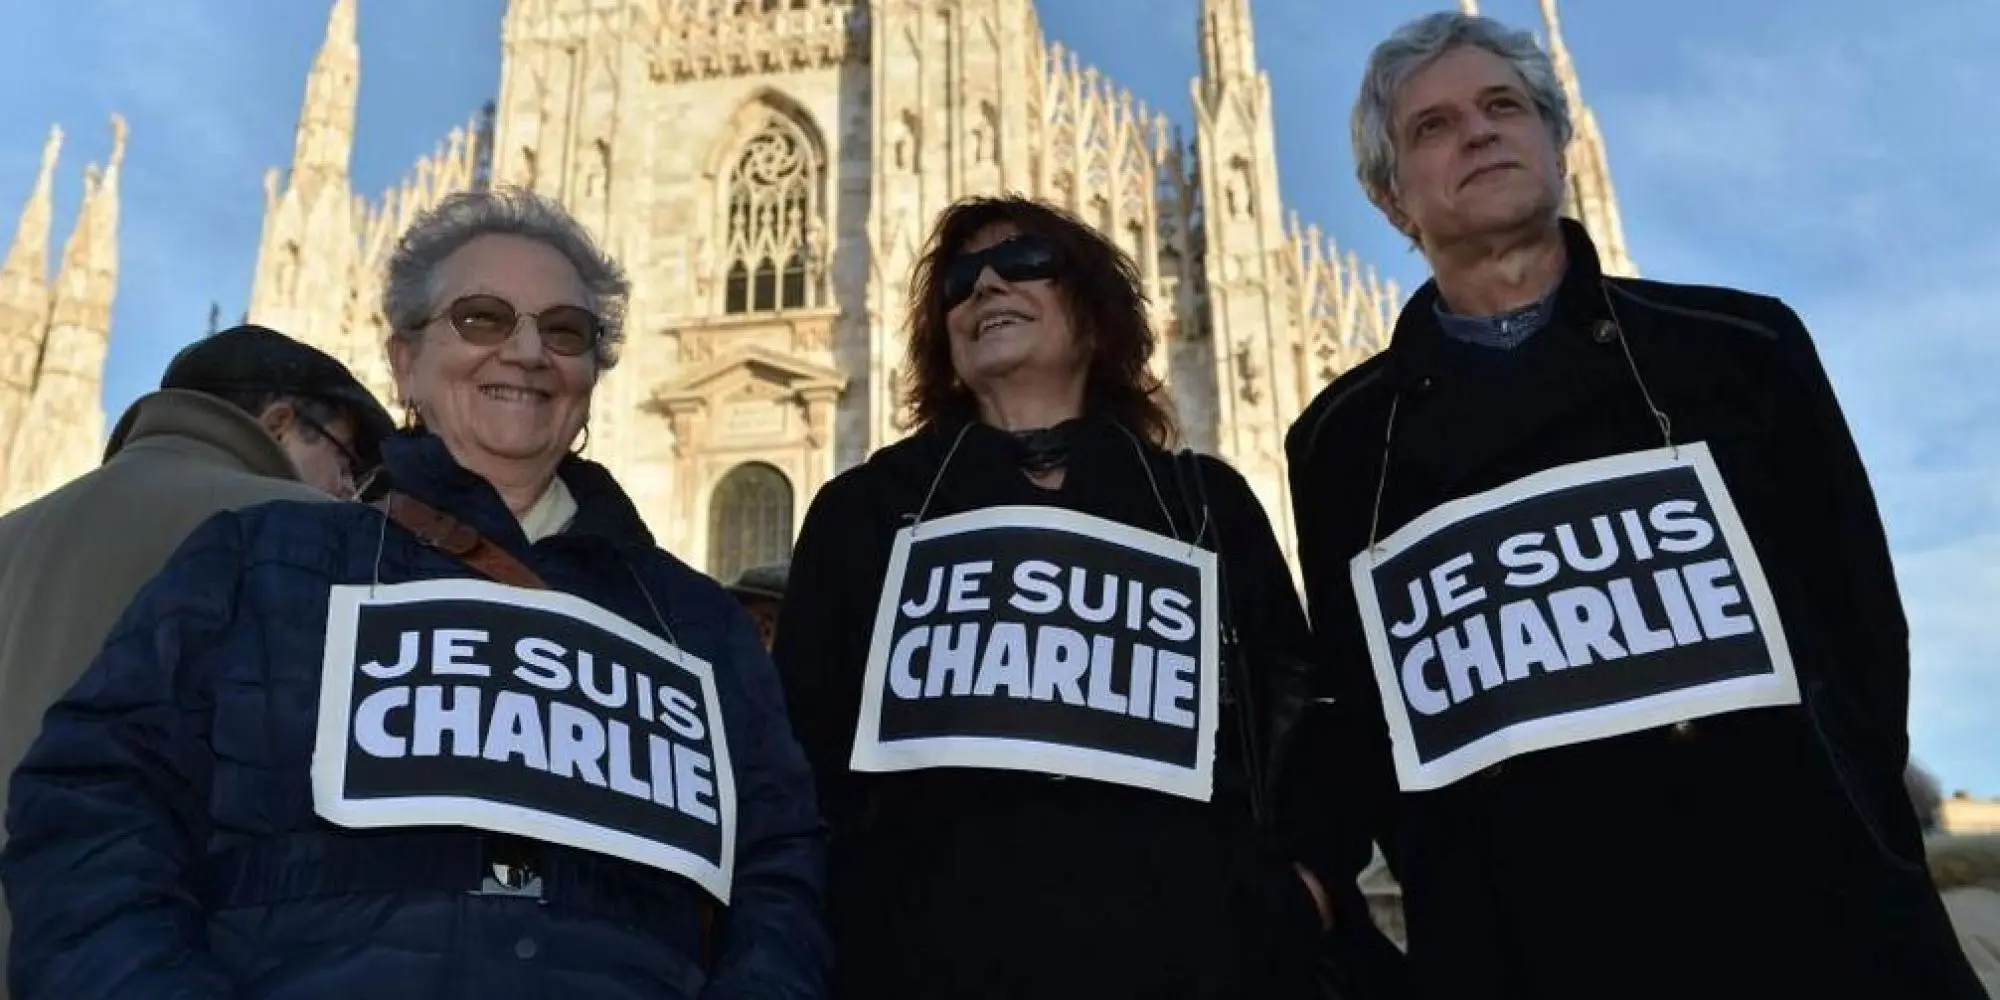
[1350,11,1572,213]
[382,186,630,369]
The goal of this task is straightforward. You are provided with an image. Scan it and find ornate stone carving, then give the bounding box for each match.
[1234,339,1262,405]
[649,2,866,84]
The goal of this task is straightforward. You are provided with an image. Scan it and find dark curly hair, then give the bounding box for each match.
[899,194,1177,448]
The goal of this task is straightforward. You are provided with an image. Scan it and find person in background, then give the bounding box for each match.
[2,188,827,999]
[0,323,391,997]
[775,194,1393,999]
[726,562,789,651]
[1283,10,1983,998]
[1909,763,2000,996]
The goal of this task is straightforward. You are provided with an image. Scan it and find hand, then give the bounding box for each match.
[1294,862,1333,932]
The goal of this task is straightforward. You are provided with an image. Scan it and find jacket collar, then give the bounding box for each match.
[378,430,657,553]
[103,389,302,480]
[1373,218,1636,505]
[1385,217,1613,390]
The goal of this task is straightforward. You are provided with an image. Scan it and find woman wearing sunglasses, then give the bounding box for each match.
[2,188,829,999]
[774,195,1384,999]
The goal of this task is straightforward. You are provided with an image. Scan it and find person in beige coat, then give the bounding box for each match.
[0,324,391,994]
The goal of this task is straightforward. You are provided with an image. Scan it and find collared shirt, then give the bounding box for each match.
[518,474,579,542]
[1435,285,1560,350]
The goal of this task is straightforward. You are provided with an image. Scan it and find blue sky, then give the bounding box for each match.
[3,1,1993,792]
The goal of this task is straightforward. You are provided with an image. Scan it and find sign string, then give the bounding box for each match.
[622,560,682,650]
[369,505,390,597]
[1594,282,1677,459]
[1113,424,1186,549]
[1366,280,1683,557]
[1365,394,1402,559]
[906,420,1186,547]
[906,423,973,538]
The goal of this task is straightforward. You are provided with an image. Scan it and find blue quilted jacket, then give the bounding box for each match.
[2,432,830,999]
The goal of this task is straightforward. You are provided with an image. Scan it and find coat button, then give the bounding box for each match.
[1671,720,1697,739]
[1591,320,1620,343]
[515,936,539,960]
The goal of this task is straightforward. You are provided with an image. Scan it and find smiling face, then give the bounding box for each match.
[389,233,598,488]
[943,222,1087,405]
[1381,44,1566,249]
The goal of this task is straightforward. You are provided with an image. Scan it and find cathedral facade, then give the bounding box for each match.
[0,0,1630,584]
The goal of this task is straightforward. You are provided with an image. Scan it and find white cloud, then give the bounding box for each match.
[1600,3,2000,791]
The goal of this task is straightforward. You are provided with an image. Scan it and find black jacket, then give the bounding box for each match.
[1284,220,1983,999]
[774,416,1335,999]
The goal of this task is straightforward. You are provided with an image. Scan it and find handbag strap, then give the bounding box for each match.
[375,489,724,966]
[381,491,550,590]
[1166,449,1270,827]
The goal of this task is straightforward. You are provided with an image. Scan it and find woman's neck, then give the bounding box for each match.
[470,456,562,517]
[974,377,1085,432]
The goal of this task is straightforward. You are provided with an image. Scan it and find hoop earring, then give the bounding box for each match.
[402,402,424,429]
[571,424,591,456]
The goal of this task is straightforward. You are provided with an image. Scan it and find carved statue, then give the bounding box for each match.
[274,243,300,298]
[693,236,716,298]
[1234,339,1262,405]
[520,147,539,191]
[803,399,830,448]
[582,138,610,199]
[667,409,700,460]
[804,216,828,274]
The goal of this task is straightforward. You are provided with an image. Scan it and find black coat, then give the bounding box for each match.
[774,417,1336,1000]
[1283,220,1984,999]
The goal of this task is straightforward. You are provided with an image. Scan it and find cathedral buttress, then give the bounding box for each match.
[248,0,359,362]
[1191,0,1297,556]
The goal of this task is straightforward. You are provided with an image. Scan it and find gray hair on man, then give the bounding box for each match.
[1350,10,1573,212]
[381,186,631,369]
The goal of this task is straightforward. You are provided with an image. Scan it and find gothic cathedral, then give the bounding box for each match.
[0,0,1631,582]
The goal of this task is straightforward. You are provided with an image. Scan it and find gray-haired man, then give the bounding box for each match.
[1280,11,1982,999]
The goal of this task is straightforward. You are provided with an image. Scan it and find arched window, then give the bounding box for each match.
[721,111,824,315]
[708,462,794,584]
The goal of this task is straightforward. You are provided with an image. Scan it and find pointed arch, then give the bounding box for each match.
[707,91,830,317]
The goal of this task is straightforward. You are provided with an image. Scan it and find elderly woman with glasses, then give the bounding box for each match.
[773,195,1390,999]
[2,188,830,1000]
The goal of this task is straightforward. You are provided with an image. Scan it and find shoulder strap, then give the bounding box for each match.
[377,489,722,962]
[381,491,550,590]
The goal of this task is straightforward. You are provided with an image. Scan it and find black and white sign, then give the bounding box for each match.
[1350,443,1799,791]
[851,505,1220,801]
[311,578,738,902]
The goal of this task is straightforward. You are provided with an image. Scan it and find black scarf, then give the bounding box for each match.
[1001,419,1084,475]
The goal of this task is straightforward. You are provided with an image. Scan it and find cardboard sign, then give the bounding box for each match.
[311,578,738,902]
[1351,443,1799,791]
[851,505,1220,801]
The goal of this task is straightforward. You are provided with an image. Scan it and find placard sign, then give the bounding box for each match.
[851,505,1220,801]
[311,578,738,902]
[1350,442,1799,791]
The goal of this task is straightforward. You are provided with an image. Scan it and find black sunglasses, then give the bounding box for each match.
[941,235,1063,309]
[427,294,604,358]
